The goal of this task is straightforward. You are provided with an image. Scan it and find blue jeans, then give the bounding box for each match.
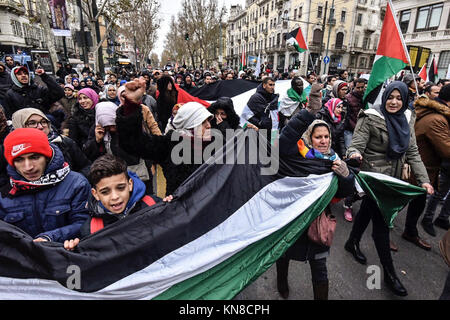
[423,170,450,222]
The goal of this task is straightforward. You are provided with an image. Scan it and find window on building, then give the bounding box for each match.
[294,9,297,19]
[354,34,360,47]
[438,51,450,70]
[359,57,367,68]
[341,10,346,23]
[277,33,281,46]
[335,32,344,48]
[356,13,363,25]
[271,1,274,11]
[11,20,22,37]
[399,10,411,34]
[299,6,302,18]
[318,6,323,19]
[313,29,323,44]
[362,37,370,49]
[415,3,443,31]
[350,55,356,67]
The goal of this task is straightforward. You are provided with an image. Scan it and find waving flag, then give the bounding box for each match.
[363,0,410,108]
[428,55,438,83]
[0,127,425,299]
[286,27,308,53]
[418,63,427,81]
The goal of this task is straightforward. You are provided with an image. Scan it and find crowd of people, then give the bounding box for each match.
[0,55,449,300]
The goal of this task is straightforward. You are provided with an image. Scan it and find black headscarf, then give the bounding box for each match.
[380,81,410,160]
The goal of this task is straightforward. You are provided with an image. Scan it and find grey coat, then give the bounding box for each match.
[347,107,429,185]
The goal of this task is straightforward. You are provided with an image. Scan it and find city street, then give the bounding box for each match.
[236,200,449,300]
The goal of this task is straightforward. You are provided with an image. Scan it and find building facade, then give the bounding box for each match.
[225,0,384,77]
[391,0,450,80]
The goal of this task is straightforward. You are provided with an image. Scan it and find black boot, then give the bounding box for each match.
[312,281,328,300]
[345,238,367,265]
[384,266,408,297]
[421,218,437,237]
[434,218,450,230]
[276,258,289,299]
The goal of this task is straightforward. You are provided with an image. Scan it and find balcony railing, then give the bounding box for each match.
[0,0,26,14]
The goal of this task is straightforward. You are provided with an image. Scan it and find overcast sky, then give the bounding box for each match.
[154,0,246,58]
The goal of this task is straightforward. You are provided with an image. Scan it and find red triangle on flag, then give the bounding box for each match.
[418,63,427,81]
[377,2,409,64]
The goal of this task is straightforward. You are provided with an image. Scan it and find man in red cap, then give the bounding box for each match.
[2,65,64,119]
[0,128,90,243]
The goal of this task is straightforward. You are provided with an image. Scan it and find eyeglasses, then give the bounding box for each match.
[25,119,50,128]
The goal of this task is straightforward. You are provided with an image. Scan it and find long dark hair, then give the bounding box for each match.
[208,97,241,129]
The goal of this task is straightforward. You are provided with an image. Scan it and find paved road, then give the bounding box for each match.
[235,200,449,300]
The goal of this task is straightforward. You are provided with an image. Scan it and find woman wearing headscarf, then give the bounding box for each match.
[11,108,91,177]
[345,81,433,297]
[85,76,100,93]
[116,78,213,196]
[316,98,346,158]
[100,84,120,106]
[208,97,241,134]
[156,75,178,132]
[72,78,81,91]
[67,88,98,149]
[276,106,355,300]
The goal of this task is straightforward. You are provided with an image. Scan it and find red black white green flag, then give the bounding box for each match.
[286,27,308,53]
[363,0,410,108]
[428,55,438,83]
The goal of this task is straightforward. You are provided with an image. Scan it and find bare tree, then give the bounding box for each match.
[118,0,161,69]
[163,0,226,69]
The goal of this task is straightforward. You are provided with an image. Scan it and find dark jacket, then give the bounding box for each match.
[67,103,96,149]
[316,107,346,158]
[345,90,364,132]
[116,105,204,196]
[0,68,12,101]
[83,127,141,166]
[279,109,355,261]
[79,172,160,238]
[3,73,65,119]
[49,133,91,177]
[0,145,90,242]
[246,84,279,130]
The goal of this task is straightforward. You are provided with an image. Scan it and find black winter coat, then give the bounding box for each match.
[116,105,205,196]
[67,103,96,149]
[279,109,355,261]
[2,73,65,119]
[246,84,279,130]
[0,71,12,101]
[50,134,91,177]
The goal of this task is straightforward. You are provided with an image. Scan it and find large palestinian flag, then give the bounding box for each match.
[286,28,308,53]
[0,131,424,299]
[363,0,410,108]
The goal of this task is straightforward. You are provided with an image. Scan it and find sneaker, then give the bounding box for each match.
[344,207,353,222]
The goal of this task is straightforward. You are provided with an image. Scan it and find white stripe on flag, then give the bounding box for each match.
[0,173,334,299]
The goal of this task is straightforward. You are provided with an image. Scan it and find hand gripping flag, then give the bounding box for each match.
[0,130,425,299]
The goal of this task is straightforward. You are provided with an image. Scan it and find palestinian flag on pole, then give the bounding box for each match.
[0,132,424,299]
[428,55,438,83]
[286,27,308,53]
[239,47,246,71]
[418,63,427,81]
[363,0,410,109]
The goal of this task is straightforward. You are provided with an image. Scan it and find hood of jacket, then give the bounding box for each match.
[415,96,450,122]
[256,83,277,101]
[88,171,146,218]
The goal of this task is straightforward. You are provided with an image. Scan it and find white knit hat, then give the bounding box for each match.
[172,102,213,130]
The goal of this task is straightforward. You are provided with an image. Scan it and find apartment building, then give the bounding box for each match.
[392,0,450,79]
[225,0,383,77]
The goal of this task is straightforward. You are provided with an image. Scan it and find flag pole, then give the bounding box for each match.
[388,0,419,97]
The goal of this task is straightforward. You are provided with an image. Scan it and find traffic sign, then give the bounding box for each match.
[323,56,330,64]
[338,62,342,68]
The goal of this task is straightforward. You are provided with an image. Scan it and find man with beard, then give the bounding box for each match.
[344,78,366,149]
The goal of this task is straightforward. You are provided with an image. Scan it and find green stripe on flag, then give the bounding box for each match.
[154,176,339,300]
[355,172,425,228]
[294,43,306,53]
[364,56,407,103]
